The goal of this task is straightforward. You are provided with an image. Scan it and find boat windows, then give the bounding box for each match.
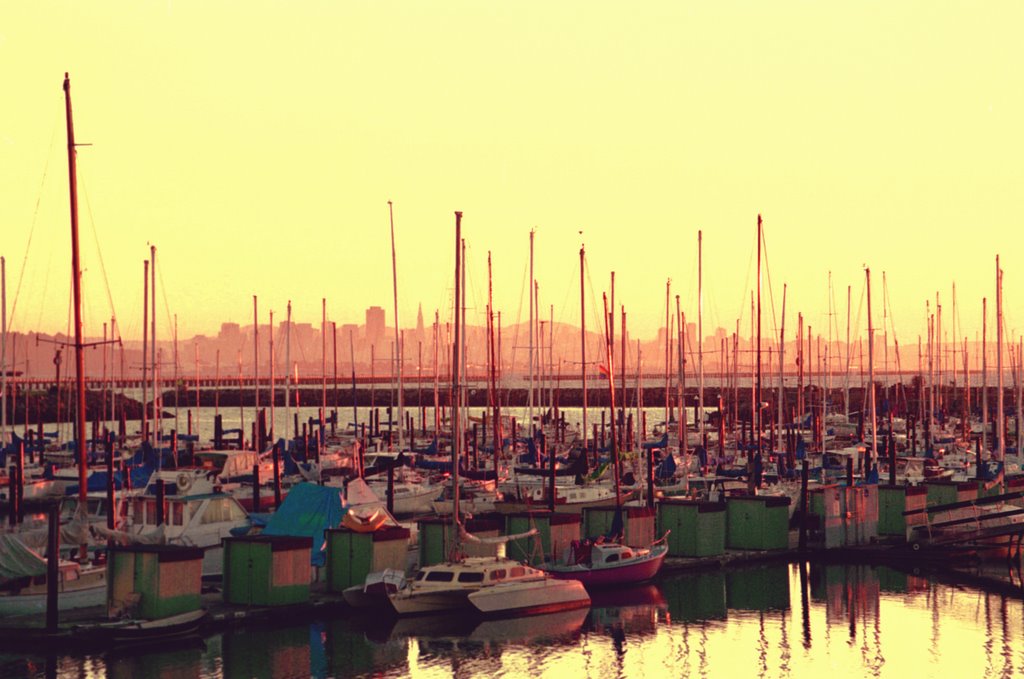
[424,571,455,582]
[509,567,525,578]
[606,554,620,563]
[490,569,506,581]
[172,503,184,526]
[200,497,247,524]
[621,551,632,559]
[457,572,484,583]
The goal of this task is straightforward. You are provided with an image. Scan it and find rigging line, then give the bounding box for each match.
[10,100,62,332]
[582,255,605,365]
[760,226,780,348]
[79,171,120,327]
[510,255,528,380]
[735,234,756,339]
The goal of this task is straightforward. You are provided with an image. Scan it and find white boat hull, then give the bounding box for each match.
[468,578,590,616]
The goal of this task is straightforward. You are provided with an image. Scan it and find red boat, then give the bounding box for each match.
[541,533,670,588]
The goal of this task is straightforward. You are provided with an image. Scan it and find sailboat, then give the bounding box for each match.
[378,213,589,617]
[0,74,108,618]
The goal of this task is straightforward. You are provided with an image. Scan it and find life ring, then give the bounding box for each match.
[176,472,193,493]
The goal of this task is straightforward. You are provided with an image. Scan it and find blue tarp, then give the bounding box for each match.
[655,452,677,479]
[261,482,345,567]
[64,463,153,496]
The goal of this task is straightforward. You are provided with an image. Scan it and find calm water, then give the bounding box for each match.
[3,563,1023,679]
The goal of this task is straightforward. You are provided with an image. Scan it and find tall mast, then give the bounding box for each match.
[845,286,851,419]
[698,230,705,442]
[753,215,763,491]
[866,268,877,475]
[150,245,157,446]
[580,245,588,458]
[778,284,787,442]
[528,230,535,432]
[982,298,988,454]
[451,212,463,536]
[388,201,404,450]
[269,310,275,441]
[1,257,6,447]
[322,298,327,428]
[603,294,621,506]
[997,256,1005,463]
[142,260,149,443]
[349,328,357,435]
[253,296,259,416]
[488,252,501,475]
[63,73,89,552]
[433,311,439,437]
[665,278,671,431]
[285,301,292,439]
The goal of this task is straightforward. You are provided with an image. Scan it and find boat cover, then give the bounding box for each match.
[262,483,345,567]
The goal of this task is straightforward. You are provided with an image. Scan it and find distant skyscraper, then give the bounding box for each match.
[366,306,385,344]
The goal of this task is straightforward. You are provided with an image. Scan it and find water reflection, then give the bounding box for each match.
[8,562,1024,678]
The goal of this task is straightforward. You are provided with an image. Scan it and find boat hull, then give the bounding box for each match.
[468,578,590,617]
[0,569,107,618]
[543,545,668,588]
[388,588,472,616]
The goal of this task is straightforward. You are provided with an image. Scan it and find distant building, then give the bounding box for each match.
[366,306,385,344]
[219,323,241,343]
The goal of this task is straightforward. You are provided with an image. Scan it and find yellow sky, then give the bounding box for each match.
[3,1,1023,347]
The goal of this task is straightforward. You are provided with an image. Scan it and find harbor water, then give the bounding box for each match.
[3,563,1022,678]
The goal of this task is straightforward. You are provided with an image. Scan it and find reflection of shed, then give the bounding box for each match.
[223,535,312,606]
[107,544,204,620]
[726,563,789,611]
[663,571,727,621]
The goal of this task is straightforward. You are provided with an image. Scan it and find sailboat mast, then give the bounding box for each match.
[452,212,463,532]
[603,294,620,506]
[982,298,988,454]
[580,245,588,459]
[322,298,327,429]
[269,310,276,441]
[698,230,705,442]
[253,296,259,416]
[528,230,535,431]
[997,256,1005,463]
[845,286,851,419]
[753,215,763,491]
[285,301,292,439]
[389,201,404,451]
[1,257,6,448]
[151,245,157,446]
[665,278,671,431]
[142,260,149,443]
[867,268,877,475]
[488,252,501,475]
[63,74,89,555]
[778,284,787,445]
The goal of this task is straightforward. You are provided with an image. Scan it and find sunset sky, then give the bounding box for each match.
[3,2,1023,350]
